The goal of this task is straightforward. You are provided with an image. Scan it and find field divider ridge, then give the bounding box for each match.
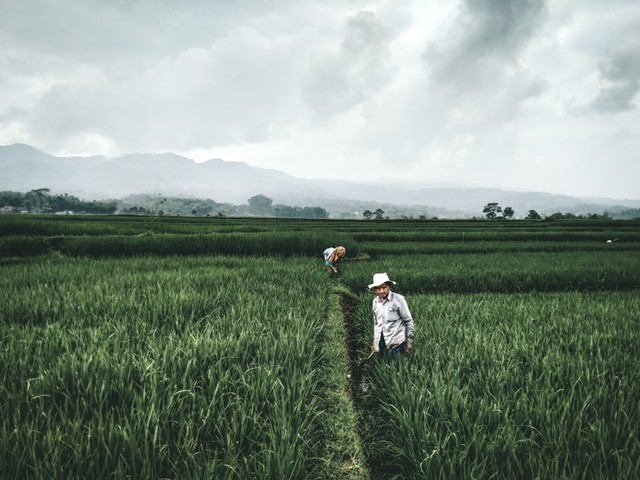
[330,283,377,478]
[318,282,370,479]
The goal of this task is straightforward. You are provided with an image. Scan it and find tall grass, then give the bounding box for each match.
[360,239,640,256]
[3,215,638,262]
[354,291,640,479]
[0,231,357,258]
[2,215,639,479]
[0,256,363,479]
[341,251,640,293]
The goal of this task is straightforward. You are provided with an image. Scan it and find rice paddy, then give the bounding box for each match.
[1,215,638,479]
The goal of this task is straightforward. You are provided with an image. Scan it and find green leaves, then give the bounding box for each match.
[0,256,346,479]
[354,292,640,479]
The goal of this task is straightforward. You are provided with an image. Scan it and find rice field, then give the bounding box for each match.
[1,255,365,479]
[352,291,639,479]
[1,215,639,479]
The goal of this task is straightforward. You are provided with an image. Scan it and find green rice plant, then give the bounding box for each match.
[360,239,640,257]
[341,251,640,294]
[353,291,640,479]
[352,229,640,244]
[0,214,358,238]
[0,230,357,258]
[2,215,639,479]
[3,214,638,242]
[0,256,363,479]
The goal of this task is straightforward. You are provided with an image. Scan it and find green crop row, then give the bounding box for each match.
[3,234,638,263]
[0,214,329,237]
[341,251,640,293]
[0,231,357,259]
[359,239,640,256]
[2,216,639,479]
[352,230,640,243]
[0,256,365,479]
[2,215,638,264]
[2,214,638,240]
[352,291,640,479]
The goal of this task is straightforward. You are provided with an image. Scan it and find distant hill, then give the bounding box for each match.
[0,143,324,204]
[1,143,638,218]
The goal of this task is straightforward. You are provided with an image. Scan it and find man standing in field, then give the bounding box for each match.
[369,273,414,358]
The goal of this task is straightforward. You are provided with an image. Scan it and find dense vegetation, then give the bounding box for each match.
[4,188,639,219]
[0,189,117,214]
[0,190,330,219]
[1,215,639,479]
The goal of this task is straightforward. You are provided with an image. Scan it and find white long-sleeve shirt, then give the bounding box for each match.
[372,291,414,351]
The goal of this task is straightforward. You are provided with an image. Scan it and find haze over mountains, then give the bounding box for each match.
[1,143,638,218]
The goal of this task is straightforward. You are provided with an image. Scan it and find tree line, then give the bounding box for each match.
[357,202,634,221]
[2,189,637,220]
[0,189,117,214]
[481,202,620,220]
[0,190,329,219]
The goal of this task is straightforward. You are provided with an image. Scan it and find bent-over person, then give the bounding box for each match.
[323,246,346,274]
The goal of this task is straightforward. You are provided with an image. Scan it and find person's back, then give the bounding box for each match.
[323,246,345,274]
[323,247,335,261]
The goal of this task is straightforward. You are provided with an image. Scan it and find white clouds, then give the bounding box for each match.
[56,132,118,158]
[0,121,29,146]
[344,0,551,177]
[0,0,639,199]
[24,24,309,152]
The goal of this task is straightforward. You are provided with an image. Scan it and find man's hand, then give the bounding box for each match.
[406,343,413,354]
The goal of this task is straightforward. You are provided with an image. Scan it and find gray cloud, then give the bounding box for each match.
[422,0,549,126]
[3,1,385,151]
[424,0,548,84]
[302,10,395,121]
[0,0,276,65]
[30,28,306,151]
[590,43,640,112]
[358,0,549,166]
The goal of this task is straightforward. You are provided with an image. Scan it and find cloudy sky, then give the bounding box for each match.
[1,0,639,199]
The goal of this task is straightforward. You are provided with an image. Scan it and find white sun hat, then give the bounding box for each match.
[368,272,397,289]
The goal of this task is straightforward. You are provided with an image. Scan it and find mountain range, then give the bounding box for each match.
[1,143,638,218]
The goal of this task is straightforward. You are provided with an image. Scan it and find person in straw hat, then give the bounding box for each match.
[369,272,414,358]
[323,246,346,274]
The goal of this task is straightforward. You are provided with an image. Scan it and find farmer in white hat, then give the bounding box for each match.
[369,273,414,358]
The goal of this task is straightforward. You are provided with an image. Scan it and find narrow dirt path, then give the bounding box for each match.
[336,288,375,477]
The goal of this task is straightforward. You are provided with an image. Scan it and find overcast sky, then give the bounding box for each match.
[1,0,639,199]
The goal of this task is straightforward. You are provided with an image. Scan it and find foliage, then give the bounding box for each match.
[0,189,117,214]
[483,202,503,219]
[502,206,514,219]
[118,194,232,217]
[1,216,639,478]
[0,256,368,479]
[353,291,639,479]
[247,194,273,213]
[3,188,635,220]
[525,209,541,220]
[546,211,612,220]
[362,208,385,220]
[616,208,640,220]
[273,205,328,219]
